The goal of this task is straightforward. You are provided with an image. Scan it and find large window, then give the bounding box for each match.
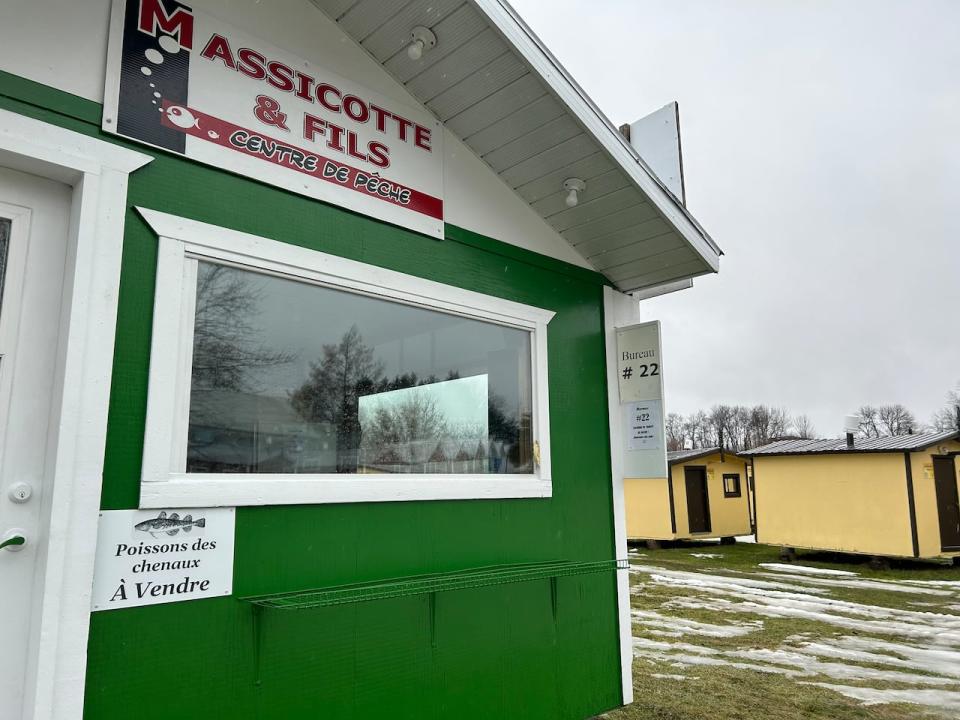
[187,262,533,476]
[138,210,553,507]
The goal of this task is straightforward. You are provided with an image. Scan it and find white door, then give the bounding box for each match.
[0,166,71,720]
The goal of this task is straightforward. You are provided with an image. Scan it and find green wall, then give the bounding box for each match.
[1,72,623,720]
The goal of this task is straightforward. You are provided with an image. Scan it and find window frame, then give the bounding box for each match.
[722,473,742,498]
[137,208,555,509]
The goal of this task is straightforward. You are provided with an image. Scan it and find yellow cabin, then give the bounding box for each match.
[745,431,960,560]
[624,448,754,544]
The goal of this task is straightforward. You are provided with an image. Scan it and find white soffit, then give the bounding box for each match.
[308,0,722,292]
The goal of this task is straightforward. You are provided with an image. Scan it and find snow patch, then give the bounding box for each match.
[632,609,762,638]
[759,563,858,577]
[801,683,960,711]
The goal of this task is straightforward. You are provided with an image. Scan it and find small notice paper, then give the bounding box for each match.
[91,508,235,611]
[626,400,662,451]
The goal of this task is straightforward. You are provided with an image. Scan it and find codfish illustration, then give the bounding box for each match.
[134,511,206,538]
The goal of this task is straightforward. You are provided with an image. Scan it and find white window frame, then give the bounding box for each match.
[137,208,554,508]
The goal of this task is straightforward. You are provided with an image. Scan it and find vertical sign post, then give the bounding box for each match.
[616,321,667,478]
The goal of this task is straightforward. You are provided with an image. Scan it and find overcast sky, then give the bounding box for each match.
[512,0,960,437]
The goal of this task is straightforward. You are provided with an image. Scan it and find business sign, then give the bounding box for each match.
[616,321,663,403]
[617,320,666,477]
[91,507,235,611]
[103,0,444,238]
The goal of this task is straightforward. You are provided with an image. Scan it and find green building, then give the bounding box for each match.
[0,1,721,718]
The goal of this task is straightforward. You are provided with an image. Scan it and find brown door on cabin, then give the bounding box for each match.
[684,466,712,534]
[933,456,960,551]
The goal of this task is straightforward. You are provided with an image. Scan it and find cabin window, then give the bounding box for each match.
[138,210,554,507]
[723,473,741,498]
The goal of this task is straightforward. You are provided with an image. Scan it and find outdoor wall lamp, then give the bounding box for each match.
[407,26,437,61]
[563,178,586,208]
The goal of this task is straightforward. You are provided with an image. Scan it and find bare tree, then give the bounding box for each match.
[878,404,917,436]
[685,410,712,449]
[360,390,448,464]
[665,412,686,451]
[792,414,816,439]
[748,405,772,448]
[191,264,293,391]
[857,405,881,438]
[931,382,960,432]
[709,405,734,450]
[769,407,790,440]
[728,405,751,452]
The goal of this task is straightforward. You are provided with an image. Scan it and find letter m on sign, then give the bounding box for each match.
[138,0,194,50]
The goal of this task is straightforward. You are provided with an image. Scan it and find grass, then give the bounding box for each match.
[599,541,960,720]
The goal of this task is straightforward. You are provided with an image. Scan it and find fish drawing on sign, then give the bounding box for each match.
[135,511,206,538]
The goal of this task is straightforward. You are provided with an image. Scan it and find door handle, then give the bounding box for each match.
[1,529,26,552]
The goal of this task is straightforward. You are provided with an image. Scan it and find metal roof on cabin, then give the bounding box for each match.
[667,447,739,465]
[308,0,722,293]
[743,430,960,456]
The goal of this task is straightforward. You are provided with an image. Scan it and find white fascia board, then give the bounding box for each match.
[631,278,694,302]
[470,0,722,273]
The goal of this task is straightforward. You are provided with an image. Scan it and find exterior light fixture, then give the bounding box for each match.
[563,178,586,208]
[407,26,437,61]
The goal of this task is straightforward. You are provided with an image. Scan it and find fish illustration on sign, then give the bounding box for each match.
[134,511,206,538]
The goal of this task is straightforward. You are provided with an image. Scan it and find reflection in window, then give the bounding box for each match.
[186,262,533,475]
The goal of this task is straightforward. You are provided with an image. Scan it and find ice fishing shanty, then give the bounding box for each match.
[624,447,753,545]
[0,1,722,718]
[745,430,960,562]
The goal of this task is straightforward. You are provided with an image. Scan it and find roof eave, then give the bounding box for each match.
[473,0,722,274]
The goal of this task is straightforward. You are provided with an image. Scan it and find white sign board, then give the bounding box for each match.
[616,321,667,478]
[103,0,443,238]
[626,400,662,451]
[91,507,235,611]
[616,321,663,403]
[628,102,685,205]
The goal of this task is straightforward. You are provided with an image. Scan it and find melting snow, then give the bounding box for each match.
[631,561,960,713]
[757,571,956,596]
[759,562,858,577]
[690,553,722,559]
[632,609,762,638]
[800,683,960,711]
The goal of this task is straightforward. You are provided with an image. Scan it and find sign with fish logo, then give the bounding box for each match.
[91,507,235,611]
[102,0,444,239]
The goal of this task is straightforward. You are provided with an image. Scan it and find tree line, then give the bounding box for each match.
[668,381,960,452]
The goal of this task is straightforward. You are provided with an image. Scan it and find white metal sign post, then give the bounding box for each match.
[91,507,235,611]
[616,321,667,479]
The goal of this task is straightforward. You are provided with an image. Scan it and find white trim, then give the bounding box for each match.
[472,0,721,273]
[137,209,554,509]
[603,286,639,706]
[0,109,151,720]
[631,278,693,302]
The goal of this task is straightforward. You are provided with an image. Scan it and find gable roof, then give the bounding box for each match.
[309,0,722,293]
[743,430,960,457]
[668,447,740,465]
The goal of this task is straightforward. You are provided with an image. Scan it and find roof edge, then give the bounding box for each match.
[470,0,722,272]
[742,431,960,457]
[668,447,743,466]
